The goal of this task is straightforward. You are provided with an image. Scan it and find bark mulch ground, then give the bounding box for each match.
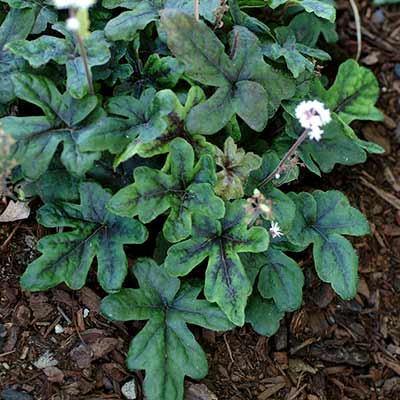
[1,1,399,399]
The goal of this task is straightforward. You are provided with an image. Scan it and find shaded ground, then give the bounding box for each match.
[1,1,400,399]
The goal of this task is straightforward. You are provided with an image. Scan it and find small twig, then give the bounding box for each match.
[349,0,362,61]
[194,0,199,21]
[57,305,72,324]
[43,315,62,339]
[259,130,309,189]
[287,383,308,400]
[0,221,21,251]
[69,8,95,96]
[360,177,400,210]
[0,350,16,358]
[223,333,234,363]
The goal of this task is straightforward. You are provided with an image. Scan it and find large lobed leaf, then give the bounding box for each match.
[7,30,111,98]
[311,59,383,124]
[257,248,304,312]
[0,8,35,104]
[20,182,148,292]
[100,258,233,400]
[127,86,213,158]
[282,59,384,175]
[165,200,269,325]
[108,138,225,243]
[287,190,369,299]
[0,74,108,180]
[267,0,336,22]
[77,88,172,167]
[103,0,221,41]
[161,11,295,135]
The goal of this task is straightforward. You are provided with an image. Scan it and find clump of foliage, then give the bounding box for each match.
[0,0,384,398]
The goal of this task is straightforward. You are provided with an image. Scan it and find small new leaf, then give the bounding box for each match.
[215,137,261,200]
[20,182,148,292]
[100,258,233,400]
[262,27,331,78]
[165,201,269,325]
[108,138,225,242]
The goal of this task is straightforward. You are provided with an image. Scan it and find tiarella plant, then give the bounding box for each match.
[1,0,384,398]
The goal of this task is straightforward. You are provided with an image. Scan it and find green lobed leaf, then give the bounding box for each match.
[7,36,72,68]
[7,30,111,98]
[100,258,233,400]
[104,2,159,41]
[0,8,35,104]
[311,59,383,124]
[20,182,148,292]
[103,0,221,41]
[288,12,338,47]
[285,113,368,174]
[283,60,383,174]
[131,87,213,158]
[143,54,184,89]
[267,0,336,22]
[32,6,58,35]
[93,41,134,85]
[287,190,369,299]
[257,248,304,312]
[261,27,331,78]
[0,74,103,180]
[165,201,269,325]
[108,138,225,243]
[246,291,284,336]
[161,11,295,135]
[107,88,171,166]
[20,167,81,203]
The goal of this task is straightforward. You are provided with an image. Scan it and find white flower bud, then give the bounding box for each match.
[53,0,95,9]
[66,17,80,31]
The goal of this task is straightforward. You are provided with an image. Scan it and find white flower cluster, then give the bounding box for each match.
[53,0,95,9]
[295,100,331,141]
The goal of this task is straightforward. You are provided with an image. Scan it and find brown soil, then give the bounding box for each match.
[1,1,400,399]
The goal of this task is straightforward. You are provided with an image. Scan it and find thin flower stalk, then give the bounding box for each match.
[69,8,94,96]
[194,0,199,21]
[260,100,331,188]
